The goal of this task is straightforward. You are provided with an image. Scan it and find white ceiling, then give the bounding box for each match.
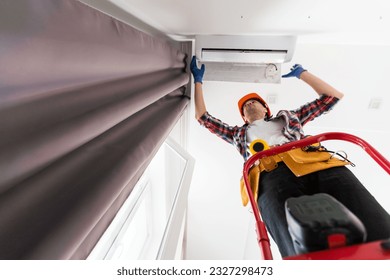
[81,0,390,260]
[96,0,390,44]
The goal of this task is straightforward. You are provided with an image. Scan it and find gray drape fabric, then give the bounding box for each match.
[0,0,191,259]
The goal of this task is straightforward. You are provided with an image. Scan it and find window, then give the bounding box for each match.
[88,137,194,260]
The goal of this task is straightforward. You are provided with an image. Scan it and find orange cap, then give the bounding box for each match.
[237,93,271,121]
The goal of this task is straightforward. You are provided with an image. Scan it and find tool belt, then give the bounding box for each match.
[240,146,350,206]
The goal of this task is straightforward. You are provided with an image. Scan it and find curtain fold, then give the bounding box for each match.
[0,91,189,259]
[0,0,191,259]
[0,68,188,192]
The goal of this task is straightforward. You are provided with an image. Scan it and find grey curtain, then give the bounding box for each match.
[0,0,191,259]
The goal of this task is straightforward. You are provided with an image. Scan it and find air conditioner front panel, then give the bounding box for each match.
[203,62,281,84]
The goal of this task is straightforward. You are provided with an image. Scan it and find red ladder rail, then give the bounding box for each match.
[242,132,390,260]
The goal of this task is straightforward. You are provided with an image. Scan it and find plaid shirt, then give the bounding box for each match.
[198,95,340,161]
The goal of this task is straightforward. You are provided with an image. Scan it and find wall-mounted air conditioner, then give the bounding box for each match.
[195,35,297,83]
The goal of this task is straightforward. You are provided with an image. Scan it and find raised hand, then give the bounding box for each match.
[282,64,307,79]
[190,56,205,83]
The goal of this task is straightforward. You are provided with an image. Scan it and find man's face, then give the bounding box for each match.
[242,99,267,123]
